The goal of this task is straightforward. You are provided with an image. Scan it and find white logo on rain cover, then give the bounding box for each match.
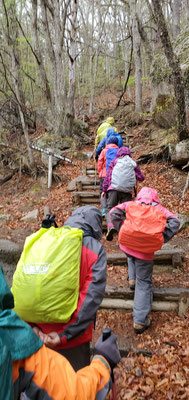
[23,263,50,274]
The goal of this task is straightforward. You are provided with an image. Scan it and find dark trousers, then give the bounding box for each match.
[107,190,132,211]
[99,178,105,197]
[56,341,90,371]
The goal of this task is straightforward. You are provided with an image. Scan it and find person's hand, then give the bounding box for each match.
[32,326,43,337]
[101,192,106,199]
[41,331,61,348]
[94,333,121,370]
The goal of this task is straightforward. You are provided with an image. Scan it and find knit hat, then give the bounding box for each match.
[106,117,115,125]
[107,135,119,145]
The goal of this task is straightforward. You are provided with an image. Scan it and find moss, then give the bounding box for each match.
[150,53,172,85]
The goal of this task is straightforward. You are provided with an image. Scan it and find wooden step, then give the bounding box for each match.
[76,180,99,191]
[72,191,100,205]
[101,285,189,316]
[107,248,185,268]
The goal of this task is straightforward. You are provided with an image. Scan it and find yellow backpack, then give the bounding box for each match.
[12,226,83,323]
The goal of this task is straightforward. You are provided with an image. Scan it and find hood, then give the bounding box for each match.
[0,267,43,361]
[106,117,114,125]
[136,187,160,204]
[106,127,116,138]
[116,146,131,158]
[64,206,102,240]
[106,135,119,145]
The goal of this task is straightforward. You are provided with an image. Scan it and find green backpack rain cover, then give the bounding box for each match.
[12,226,83,323]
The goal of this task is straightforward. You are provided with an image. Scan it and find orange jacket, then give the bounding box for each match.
[13,344,111,399]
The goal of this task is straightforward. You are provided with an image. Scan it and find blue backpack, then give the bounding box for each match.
[106,148,119,171]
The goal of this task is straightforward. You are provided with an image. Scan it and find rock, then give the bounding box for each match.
[0,239,22,264]
[21,209,39,221]
[153,95,177,129]
[74,151,93,161]
[67,175,93,191]
[169,139,189,165]
[175,213,189,231]
[0,214,13,221]
[35,133,75,167]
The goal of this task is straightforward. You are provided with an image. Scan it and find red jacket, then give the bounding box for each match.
[97,143,119,178]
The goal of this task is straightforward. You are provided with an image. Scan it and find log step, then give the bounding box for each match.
[101,285,189,316]
[107,249,185,268]
[76,181,99,191]
[72,191,100,205]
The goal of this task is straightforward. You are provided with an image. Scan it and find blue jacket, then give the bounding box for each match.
[95,129,123,160]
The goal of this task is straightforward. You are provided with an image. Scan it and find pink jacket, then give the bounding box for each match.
[97,144,119,178]
[109,187,180,260]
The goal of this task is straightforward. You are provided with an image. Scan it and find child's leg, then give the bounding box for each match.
[105,190,118,228]
[127,255,136,281]
[99,178,104,197]
[133,258,153,326]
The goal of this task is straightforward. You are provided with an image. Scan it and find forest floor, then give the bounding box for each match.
[0,96,189,399]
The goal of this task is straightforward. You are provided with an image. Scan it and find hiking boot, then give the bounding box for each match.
[133,320,152,334]
[106,226,117,241]
[129,279,136,291]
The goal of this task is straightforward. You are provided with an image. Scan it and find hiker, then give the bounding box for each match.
[95,116,117,149]
[95,127,123,161]
[97,136,119,214]
[0,267,121,399]
[107,187,180,334]
[12,206,107,371]
[102,146,145,240]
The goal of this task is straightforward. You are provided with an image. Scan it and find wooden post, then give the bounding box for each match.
[76,181,83,191]
[48,154,53,189]
[178,292,189,317]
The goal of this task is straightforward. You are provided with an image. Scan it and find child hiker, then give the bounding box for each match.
[107,187,180,334]
[102,146,145,240]
[95,127,123,161]
[94,116,117,149]
[97,136,119,215]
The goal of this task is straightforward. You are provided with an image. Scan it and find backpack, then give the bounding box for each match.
[106,148,119,171]
[111,155,136,192]
[118,202,167,253]
[12,226,84,323]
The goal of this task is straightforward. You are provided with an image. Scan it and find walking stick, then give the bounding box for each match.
[102,328,118,400]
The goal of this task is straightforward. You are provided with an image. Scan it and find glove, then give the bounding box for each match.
[41,214,58,228]
[94,333,121,370]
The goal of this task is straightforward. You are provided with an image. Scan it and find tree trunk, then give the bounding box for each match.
[151,0,188,141]
[3,1,34,167]
[130,0,142,112]
[89,0,95,117]
[31,0,52,103]
[63,0,78,136]
[184,0,189,20]
[113,0,117,78]
[173,0,181,38]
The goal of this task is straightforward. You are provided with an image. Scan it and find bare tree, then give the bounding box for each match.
[63,0,78,134]
[130,0,142,112]
[1,0,34,167]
